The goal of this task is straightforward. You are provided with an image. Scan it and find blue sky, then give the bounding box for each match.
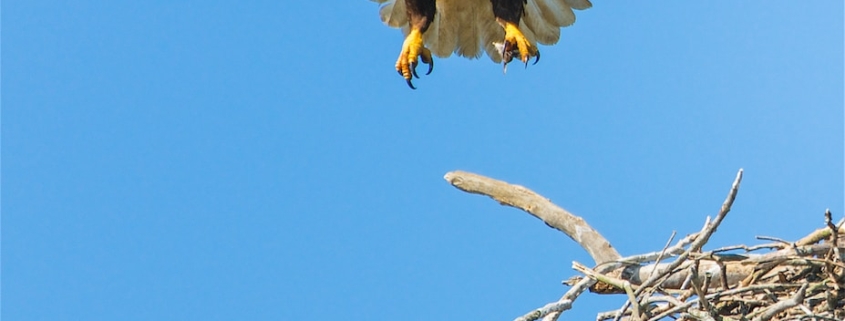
[3,1,843,320]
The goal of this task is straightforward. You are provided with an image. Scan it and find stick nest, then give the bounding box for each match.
[445,169,844,321]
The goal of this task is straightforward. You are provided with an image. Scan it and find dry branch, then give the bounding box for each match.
[443,171,620,264]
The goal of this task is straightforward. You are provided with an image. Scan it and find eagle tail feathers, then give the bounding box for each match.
[377,0,408,28]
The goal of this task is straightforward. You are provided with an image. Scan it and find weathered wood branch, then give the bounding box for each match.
[443,170,620,265]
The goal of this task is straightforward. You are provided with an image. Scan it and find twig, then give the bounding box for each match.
[756,235,793,245]
[690,169,743,252]
[610,232,679,321]
[573,262,637,291]
[825,209,840,262]
[519,262,635,321]
[648,231,677,281]
[796,223,845,246]
[511,300,573,321]
[745,243,789,252]
[689,261,711,312]
[622,282,641,320]
[634,169,743,296]
[749,282,808,321]
[574,262,645,320]
[610,233,696,266]
[515,273,599,321]
[823,209,841,291]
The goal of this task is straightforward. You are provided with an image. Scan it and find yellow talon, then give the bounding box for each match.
[499,20,539,70]
[395,28,433,89]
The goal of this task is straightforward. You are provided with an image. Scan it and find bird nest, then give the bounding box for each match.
[444,169,844,321]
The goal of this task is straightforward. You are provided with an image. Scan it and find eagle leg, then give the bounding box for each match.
[498,19,539,72]
[395,28,433,89]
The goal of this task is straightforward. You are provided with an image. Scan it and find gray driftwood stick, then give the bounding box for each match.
[444,171,621,265]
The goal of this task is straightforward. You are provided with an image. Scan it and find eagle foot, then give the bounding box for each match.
[498,21,539,73]
[395,28,434,89]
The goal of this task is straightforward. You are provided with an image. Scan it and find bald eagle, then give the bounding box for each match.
[374,0,592,88]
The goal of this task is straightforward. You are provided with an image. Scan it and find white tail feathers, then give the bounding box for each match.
[374,0,591,62]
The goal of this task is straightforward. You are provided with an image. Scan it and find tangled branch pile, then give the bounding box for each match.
[444,169,844,321]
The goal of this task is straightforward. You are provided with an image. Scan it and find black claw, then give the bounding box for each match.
[411,62,419,79]
[406,78,416,90]
[424,59,434,75]
[533,50,540,65]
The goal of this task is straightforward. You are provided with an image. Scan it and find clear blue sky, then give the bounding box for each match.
[3,1,843,320]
